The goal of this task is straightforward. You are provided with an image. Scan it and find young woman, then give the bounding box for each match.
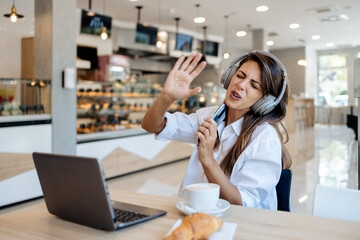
[141,51,291,210]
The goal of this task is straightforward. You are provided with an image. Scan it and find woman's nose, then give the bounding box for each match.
[236,78,248,90]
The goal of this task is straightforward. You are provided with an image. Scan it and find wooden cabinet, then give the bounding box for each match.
[21,37,35,79]
[285,97,315,132]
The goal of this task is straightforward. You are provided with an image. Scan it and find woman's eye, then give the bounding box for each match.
[237,74,244,79]
[251,83,258,89]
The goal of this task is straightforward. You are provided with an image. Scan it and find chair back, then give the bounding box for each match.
[276,169,292,211]
[313,184,360,222]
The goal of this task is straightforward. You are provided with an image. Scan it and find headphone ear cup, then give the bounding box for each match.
[221,65,238,89]
[252,95,276,115]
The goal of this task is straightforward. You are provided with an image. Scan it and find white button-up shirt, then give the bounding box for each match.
[156,106,282,210]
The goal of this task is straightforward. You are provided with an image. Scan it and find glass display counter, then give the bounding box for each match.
[0,78,51,125]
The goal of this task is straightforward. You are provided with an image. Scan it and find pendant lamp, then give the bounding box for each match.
[3,0,24,23]
[223,15,230,59]
[100,0,108,40]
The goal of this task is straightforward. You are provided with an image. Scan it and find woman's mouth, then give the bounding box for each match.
[230,91,241,100]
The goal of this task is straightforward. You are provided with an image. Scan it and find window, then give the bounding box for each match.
[318,54,348,106]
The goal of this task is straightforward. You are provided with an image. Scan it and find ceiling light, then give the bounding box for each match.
[223,51,230,59]
[100,27,108,40]
[297,59,307,66]
[236,31,247,37]
[256,5,269,12]
[266,40,274,46]
[298,195,308,203]
[194,17,205,24]
[312,35,321,40]
[129,0,138,1]
[326,42,334,47]
[3,0,24,23]
[87,0,95,16]
[194,4,205,24]
[156,40,163,48]
[223,15,230,60]
[289,23,300,29]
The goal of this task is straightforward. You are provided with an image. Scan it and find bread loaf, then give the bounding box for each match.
[164,213,222,240]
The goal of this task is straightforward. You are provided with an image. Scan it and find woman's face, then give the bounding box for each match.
[225,60,263,118]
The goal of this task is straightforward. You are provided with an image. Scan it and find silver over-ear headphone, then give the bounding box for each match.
[220,50,287,116]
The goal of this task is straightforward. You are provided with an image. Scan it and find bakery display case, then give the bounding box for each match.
[76,79,226,142]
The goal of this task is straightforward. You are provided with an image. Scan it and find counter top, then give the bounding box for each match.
[77,127,148,143]
[0,114,51,123]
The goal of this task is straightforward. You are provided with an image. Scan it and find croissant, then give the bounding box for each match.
[164,213,223,240]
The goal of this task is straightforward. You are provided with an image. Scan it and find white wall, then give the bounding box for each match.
[271,47,306,96]
[0,0,34,78]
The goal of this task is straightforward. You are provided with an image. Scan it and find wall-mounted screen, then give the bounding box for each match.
[201,40,219,57]
[80,10,112,38]
[175,33,193,52]
[135,23,158,46]
[77,46,98,69]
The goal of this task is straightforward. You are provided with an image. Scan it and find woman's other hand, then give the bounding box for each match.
[196,118,218,166]
[162,53,207,101]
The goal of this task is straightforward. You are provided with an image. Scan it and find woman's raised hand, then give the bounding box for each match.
[162,53,207,101]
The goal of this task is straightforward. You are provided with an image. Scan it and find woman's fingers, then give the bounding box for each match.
[190,61,207,79]
[198,126,210,137]
[173,56,185,70]
[202,118,217,135]
[185,53,203,73]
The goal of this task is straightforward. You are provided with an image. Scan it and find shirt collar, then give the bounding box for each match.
[217,116,243,137]
[229,117,243,136]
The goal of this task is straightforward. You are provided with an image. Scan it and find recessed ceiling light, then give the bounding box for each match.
[194,17,205,23]
[256,5,269,12]
[297,59,307,66]
[236,31,247,37]
[289,23,300,29]
[129,0,138,1]
[326,42,334,47]
[312,35,321,40]
[266,40,274,46]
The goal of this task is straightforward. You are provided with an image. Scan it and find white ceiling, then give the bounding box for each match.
[76,0,360,51]
[1,0,359,51]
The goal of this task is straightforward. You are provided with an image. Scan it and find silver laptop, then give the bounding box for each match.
[33,152,167,230]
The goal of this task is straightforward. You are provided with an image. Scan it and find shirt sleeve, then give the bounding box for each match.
[231,125,282,208]
[155,111,199,144]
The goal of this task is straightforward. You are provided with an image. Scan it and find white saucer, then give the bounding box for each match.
[176,199,230,216]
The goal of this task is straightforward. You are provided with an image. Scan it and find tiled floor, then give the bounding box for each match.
[1,124,358,216]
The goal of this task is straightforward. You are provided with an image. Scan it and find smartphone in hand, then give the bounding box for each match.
[212,104,226,125]
[197,104,226,145]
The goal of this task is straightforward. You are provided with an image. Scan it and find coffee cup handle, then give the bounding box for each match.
[182,188,187,198]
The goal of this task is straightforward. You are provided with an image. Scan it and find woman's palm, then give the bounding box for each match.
[163,53,206,100]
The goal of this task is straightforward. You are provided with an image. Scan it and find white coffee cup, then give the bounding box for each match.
[183,183,220,212]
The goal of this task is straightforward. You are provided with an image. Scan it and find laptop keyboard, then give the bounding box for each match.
[114,209,150,223]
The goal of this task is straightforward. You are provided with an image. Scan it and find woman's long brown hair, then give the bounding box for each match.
[217,52,292,177]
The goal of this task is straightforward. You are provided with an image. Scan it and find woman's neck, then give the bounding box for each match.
[226,108,249,125]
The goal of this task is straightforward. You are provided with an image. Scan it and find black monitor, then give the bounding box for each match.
[77,46,98,69]
[135,23,158,46]
[175,33,193,52]
[201,40,219,57]
[80,10,112,38]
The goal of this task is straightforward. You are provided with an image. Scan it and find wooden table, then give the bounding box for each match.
[0,190,359,239]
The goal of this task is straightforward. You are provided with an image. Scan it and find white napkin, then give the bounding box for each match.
[165,219,237,240]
